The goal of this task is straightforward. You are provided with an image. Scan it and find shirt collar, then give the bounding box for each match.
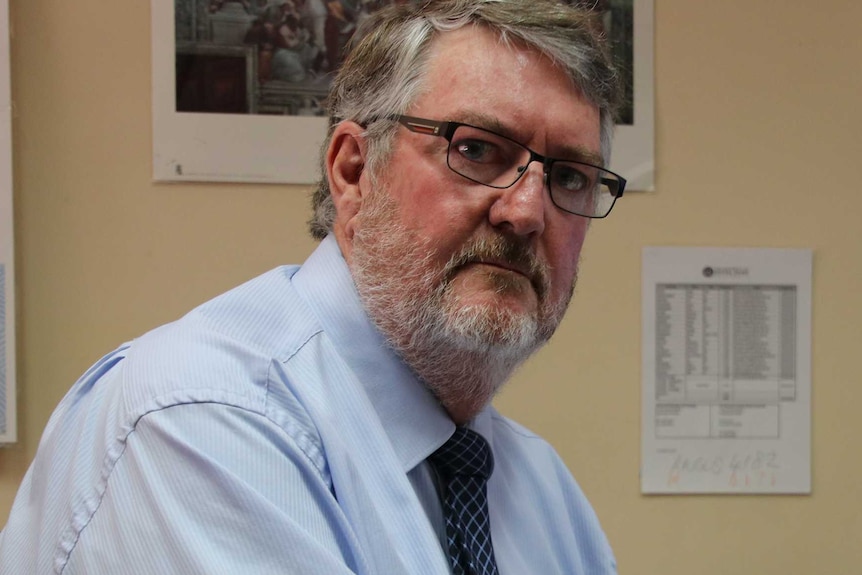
[291,235,455,472]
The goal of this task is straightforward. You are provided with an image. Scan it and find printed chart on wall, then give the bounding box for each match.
[641,247,811,494]
[0,0,14,443]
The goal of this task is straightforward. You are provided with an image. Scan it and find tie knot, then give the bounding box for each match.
[429,427,494,481]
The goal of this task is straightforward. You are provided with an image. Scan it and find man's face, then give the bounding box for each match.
[342,26,601,404]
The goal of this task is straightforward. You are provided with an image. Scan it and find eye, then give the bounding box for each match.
[446,125,526,187]
[553,164,593,192]
[453,138,502,164]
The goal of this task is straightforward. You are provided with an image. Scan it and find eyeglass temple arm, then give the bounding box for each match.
[600,176,626,198]
[389,115,451,137]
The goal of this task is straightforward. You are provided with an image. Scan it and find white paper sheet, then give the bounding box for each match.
[0,0,15,443]
[641,247,811,493]
[153,0,654,187]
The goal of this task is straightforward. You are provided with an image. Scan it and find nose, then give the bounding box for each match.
[487,162,547,237]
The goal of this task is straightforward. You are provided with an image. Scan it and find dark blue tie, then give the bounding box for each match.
[428,428,499,575]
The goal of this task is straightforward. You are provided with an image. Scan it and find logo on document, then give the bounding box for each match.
[702,266,749,278]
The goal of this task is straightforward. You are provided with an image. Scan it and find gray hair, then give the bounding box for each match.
[308,0,622,240]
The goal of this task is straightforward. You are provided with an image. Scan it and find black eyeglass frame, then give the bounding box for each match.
[387,114,626,219]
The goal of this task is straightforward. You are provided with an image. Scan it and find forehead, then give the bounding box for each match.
[412,25,601,158]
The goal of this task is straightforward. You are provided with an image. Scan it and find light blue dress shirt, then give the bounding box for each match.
[0,235,616,574]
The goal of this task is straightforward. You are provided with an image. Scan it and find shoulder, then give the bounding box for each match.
[0,266,337,573]
[486,409,600,521]
[488,411,562,464]
[118,265,317,411]
[485,411,617,573]
[47,263,327,481]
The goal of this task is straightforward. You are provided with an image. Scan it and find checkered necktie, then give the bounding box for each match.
[428,428,499,575]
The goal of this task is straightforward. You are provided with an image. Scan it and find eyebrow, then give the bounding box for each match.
[451,110,605,167]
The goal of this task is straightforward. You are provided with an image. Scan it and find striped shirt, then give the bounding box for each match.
[0,235,616,574]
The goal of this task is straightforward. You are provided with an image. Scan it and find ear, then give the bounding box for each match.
[326,121,368,248]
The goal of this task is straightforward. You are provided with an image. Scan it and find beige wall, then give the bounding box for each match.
[3,0,861,572]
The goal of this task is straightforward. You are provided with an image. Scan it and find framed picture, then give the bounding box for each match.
[607,0,654,191]
[1,0,16,443]
[154,0,653,189]
[153,0,329,183]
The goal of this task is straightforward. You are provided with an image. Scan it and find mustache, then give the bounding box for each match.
[442,233,550,299]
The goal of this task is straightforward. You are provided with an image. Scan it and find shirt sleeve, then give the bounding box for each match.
[62,402,367,575]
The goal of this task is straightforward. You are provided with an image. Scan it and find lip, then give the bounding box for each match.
[471,259,531,278]
[462,260,542,296]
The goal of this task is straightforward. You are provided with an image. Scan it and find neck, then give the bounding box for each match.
[396,340,525,425]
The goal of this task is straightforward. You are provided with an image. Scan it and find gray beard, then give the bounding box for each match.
[348,189,573,420]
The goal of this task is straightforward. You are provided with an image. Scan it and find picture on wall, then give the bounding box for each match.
[154,0,653,189]
[571,0,653,190]
[174,0,406,117]
[1,0,16,443]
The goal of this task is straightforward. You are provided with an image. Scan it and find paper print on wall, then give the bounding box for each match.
[641,248,812,494]
[572,0,654,190]
[0,0,16,443]
[154,0,653,189]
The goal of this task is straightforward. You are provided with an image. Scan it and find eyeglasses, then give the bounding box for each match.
[389,115,626,219]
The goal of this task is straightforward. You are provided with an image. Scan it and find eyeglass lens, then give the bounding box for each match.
[446,124,619,218]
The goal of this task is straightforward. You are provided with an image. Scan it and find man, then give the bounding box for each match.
[0,0,626,573]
